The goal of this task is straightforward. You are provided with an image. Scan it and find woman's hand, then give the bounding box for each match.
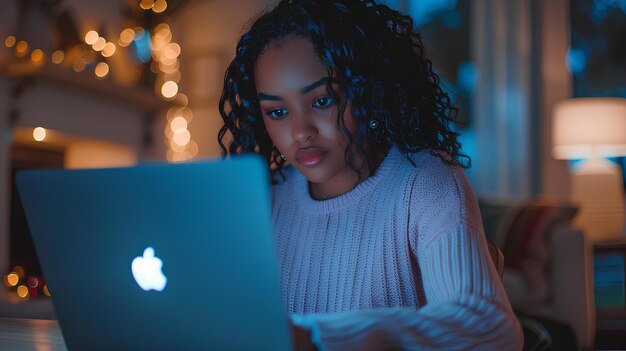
[291,322,318,351]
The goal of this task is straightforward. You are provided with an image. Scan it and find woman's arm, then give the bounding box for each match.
[291,221,524,351]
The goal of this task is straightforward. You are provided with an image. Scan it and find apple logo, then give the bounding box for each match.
[131,247,167,291]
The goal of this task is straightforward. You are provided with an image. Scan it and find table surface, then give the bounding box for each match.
[0,317,67,350]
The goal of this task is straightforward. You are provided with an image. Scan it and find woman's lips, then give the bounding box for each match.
[295,148,328,168]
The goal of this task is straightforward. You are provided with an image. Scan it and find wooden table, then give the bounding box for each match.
[0,317,67,350]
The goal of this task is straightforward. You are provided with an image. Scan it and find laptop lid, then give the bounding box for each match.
[16,154,292,351]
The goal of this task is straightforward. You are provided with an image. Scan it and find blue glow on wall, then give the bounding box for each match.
[592,0,626,22]
[566,47,587,75]
[408,0,458,25]
[457,61,477,92]
[132,30,152,63]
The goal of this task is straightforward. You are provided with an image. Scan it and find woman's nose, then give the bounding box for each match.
[291,111,318,143]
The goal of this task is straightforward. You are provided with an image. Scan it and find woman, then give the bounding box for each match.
[218,1,524,350]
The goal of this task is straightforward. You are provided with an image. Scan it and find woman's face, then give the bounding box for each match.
[254,37,360,189]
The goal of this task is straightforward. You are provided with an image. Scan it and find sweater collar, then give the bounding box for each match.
[291,146,404,214]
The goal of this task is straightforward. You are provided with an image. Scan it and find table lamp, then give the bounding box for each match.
[552,97,626,242]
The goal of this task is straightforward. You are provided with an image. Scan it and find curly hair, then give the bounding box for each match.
[218,0,471,184]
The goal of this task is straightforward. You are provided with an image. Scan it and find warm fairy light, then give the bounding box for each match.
[17,285,29,298]
[51,50,64,64]
[153,24,172,44]
[169,139,186,152]
[163,43,181,60]
[154,23,170,34]
[5,36,16,47]
[133,27,146,41]
[33,127,47,141]
[119,28,135,46]
[161,81,178,98]
[84,30,99,45]
[15,41,28,57]
[72,58,86,72]
[152,0,167,13]
[101,42,116,57]
[30,49,44,63]
[140,0,155,10]
[92,37,106,51]
[172,129,191,146]
[43,285,51,297]
[95,62,109,78]
[170,116,187,133]
[6,273,19,287]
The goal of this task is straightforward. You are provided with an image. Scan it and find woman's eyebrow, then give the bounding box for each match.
[258,77,337,102]
[300,77,331,94]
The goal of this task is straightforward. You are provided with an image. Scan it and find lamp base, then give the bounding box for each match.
[571,158,626,242]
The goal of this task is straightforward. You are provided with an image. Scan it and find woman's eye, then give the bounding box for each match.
[267,108,288,120]
[313,96,334,108]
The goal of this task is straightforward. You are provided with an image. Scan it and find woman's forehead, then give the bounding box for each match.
[254,38,328,94]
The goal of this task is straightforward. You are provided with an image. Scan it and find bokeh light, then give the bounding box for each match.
[170,116,187,133]
[17,285,29,298]
[161,81,178,98]
[95,62,110,78]
[5,36,16,48]
[153,0,167,13]
[15,41,28,57]
[92,37,106,51]
[172,129,191,146]
[101,42,116,57]
[84,30,99,45]
[6,272,19,287]
[51,50,65,64]
[140,0,155,10]
[30,49,44,63]
[119,28,135,47]
[33,127,46,141]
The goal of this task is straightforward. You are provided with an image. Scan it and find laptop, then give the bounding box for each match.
[15,154,293,351]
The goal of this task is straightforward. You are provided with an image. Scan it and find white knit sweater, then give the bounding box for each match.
[270,146,524,351]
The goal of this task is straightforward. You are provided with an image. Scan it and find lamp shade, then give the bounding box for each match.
[552,97,626,160]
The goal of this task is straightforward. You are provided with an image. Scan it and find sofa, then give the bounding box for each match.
[479,198,596,350]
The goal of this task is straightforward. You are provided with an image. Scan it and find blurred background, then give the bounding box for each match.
[0,0,625,349]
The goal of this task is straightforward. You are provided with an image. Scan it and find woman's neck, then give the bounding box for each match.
[308,149,386,200]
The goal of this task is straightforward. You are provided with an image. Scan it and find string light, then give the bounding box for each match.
[51,50,64,64]
[101,42,116,57]
[119,28,135,47]
[140,0,155,10]
[30,49,44,63]
[170,116,187,133]
[15,41,28,57]
[17,285,29,299]
[43,285,51,297]
[92,37,106,51]
[152,0,167,13]
[95,62,110,78]
[5,36,16,47]
[161,80,178,98]
[33,127,47,141]
[84,30,99,45]
[172,129,190,146]
[6,272,19,287]
[2,0,192,162]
